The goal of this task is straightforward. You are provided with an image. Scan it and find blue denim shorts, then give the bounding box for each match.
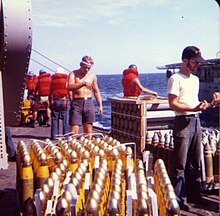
[69,98,95,125]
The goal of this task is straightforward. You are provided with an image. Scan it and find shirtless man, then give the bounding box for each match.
[67,56,103,138]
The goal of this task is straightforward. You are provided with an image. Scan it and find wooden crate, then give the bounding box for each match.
[110,97,175,152]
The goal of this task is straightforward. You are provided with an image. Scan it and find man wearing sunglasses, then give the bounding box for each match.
[167,46,219,210]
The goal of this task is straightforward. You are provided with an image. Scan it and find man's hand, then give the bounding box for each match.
[194,100,209,111]
[152,91,158,97]
[83,77,93,90]
[210,92,220,107]
[98,107,103,115]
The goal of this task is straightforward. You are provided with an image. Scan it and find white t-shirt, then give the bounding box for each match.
[167,72,200,115]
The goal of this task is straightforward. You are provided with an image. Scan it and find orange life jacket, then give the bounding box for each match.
[26,75,37,93]
[37,73,51,96]
[122,68,141,97]
[50,73,68,99]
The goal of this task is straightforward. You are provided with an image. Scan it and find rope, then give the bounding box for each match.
[30,58,56,73]
[32,49,71,72]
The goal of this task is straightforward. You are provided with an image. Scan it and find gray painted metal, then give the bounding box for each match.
[0,0,32,126]
[0,71,7,169]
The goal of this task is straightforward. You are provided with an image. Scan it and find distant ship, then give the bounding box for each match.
[157,58,220,127]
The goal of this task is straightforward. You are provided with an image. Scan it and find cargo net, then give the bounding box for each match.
[16,134,180,216]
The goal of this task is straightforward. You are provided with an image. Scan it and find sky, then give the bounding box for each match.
[29,0,220,75]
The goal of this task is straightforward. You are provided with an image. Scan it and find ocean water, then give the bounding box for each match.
[94,73,168,128]
[93,72,219,129]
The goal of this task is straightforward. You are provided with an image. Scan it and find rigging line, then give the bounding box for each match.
[30,58,56,73]
[32,48,71,72]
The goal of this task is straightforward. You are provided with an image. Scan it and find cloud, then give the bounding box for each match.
[32,0,171,27]
[34,13,86,27]
[32,0,90,27]
[92,0,144,17]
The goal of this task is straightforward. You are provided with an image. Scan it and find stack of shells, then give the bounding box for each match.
[16,133,179,216]
[154,159,180,216]
[145,129,220,188]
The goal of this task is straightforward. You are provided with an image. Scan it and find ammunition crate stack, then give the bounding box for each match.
[110,97,175,152]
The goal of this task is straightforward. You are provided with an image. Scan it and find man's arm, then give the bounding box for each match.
[168,93,208,112]
[93,76,103,115]
[134,78,158,96]
[34,81,39,96]
[67,71,85,91]
[49,82,53,104]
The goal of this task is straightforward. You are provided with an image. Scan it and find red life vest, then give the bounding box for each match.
[26,75,37,93]
[37,73,51,96]
[122,68,141,96]
[50,73,68,99]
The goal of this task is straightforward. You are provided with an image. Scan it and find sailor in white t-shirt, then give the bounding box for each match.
[167,46,219,210]
[168,72,200,116]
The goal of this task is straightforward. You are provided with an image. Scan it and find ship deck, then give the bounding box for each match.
[0,126,219,216]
